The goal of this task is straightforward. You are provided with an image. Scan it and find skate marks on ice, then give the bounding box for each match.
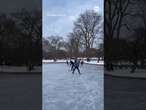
[43,63,103,110]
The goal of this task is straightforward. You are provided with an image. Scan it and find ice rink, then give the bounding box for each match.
[43,63,103,110]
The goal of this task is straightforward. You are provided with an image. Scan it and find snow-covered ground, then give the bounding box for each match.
[43,63,103,110]
[84,61,104,65]
[43,59,104,65]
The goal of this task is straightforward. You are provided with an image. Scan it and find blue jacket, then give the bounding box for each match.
[74,60,80,67]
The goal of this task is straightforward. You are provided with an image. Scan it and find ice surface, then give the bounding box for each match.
[43,63,103,110]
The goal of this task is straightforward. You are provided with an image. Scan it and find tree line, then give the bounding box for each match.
[43,10,103,60]
[105,0,146,71]
[0,9,41,65]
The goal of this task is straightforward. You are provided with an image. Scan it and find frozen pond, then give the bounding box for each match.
[43,63,103,110]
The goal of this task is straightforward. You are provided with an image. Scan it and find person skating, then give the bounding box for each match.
[66,60,69,65]
[70,60,74,71]
[80,59,84,66]
[72,58,81,74]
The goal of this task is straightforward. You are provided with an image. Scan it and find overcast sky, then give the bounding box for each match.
[43,0,103,38]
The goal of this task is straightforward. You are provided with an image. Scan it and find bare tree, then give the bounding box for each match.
[67,30,82,57]
[134,0,146,29]
[0,10,42,65]
[105,0,133,40]
[74,10,102,55]
[47,35,63,51]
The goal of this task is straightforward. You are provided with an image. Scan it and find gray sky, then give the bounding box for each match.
[43,0,104,38]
